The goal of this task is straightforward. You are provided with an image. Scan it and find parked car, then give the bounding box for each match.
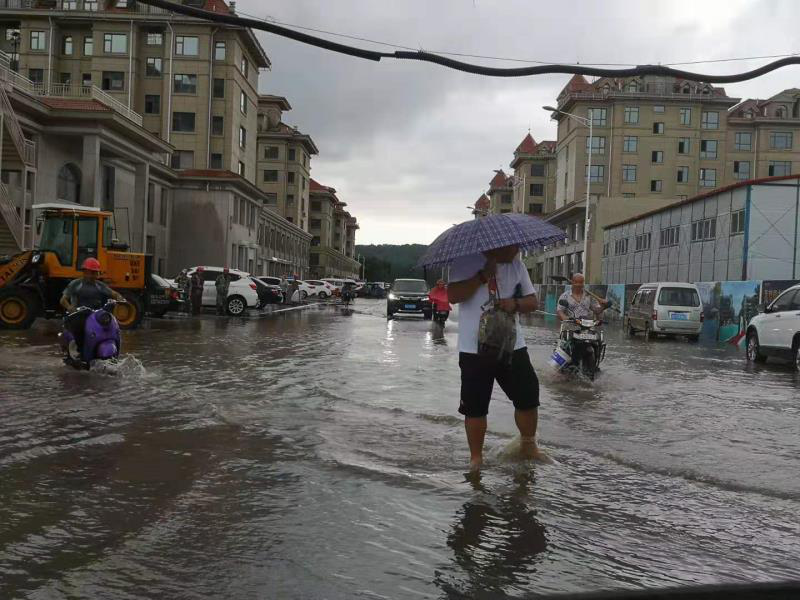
[322,278,345,296]
[745,283,800,370]
[306,279,335,299]
[251,277,284,305]
[626,282,703,342]
[387,278,431,320]
[254,276,285,302]
[184,266,260,315]
[148,273,183,317]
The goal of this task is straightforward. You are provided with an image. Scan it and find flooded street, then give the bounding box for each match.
[1,299,799,599]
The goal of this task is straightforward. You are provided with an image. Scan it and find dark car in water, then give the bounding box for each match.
[387,278,431,320]
[251,277,283,306]
[148,273,183,317]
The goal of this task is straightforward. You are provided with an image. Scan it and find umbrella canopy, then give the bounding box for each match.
[418,213,567,267]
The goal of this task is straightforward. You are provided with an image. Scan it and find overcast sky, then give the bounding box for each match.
[240,0,800,245]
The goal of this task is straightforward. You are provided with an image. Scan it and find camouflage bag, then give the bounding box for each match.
[477,276,516,365]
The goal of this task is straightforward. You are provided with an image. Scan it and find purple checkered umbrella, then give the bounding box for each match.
[418,213,566,267]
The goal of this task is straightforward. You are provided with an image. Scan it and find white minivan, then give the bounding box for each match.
[626,282,703,342]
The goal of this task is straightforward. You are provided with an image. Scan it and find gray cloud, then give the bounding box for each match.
[239,0,800,244]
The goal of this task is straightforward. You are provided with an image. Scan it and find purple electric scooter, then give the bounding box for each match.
[59,300,122,370]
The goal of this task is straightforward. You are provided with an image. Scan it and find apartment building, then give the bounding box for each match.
[0,0,313,277]
[486,169,513,214]
[256,95,317,231]
[471,193,489,218]
[308,178,360,279]
[509,133,556,216]
[529,74,800,283]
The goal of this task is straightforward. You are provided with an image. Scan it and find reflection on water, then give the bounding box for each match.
[0,300,799,599]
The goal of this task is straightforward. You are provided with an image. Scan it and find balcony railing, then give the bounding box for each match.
[0,0,173,14]
[0,181,23,250]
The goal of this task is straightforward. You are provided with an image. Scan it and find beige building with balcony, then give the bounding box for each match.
[308,178,360,279]
[527,74,800,283]
[509,133,556,217]
[256,95,317,232]
[0,0,312,277]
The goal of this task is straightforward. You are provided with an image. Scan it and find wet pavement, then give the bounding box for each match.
[1,299,799,599]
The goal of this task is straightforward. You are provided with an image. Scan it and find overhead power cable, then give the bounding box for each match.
[135,0,800,83]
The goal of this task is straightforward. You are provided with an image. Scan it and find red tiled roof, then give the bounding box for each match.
[489,169,509,189]
[560,74,592,96]
[40,98,111,112]
[515,133,537,154]
[205,0,231,13]
[539,140,556,152]
[475,194,490,209]
[310,178,337,194]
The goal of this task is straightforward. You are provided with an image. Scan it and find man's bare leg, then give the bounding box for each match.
[465,416,487,471]
[515,408,549,461]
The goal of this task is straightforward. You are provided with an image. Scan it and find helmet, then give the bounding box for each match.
[81,257,102,272]
[197,266,204,272]
[223,267,229,273]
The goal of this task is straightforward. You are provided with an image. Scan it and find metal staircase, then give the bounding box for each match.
[0,51,36,255]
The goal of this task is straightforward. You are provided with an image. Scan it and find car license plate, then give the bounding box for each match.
[573,333,596,341]
[151,296,168,304]
[404,304,416,309]
[670,312,688,320]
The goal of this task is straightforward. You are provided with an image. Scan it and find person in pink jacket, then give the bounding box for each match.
[429,279,452,323]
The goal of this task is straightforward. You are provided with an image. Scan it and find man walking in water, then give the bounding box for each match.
[190,267,204,316]
[215,268,231,315]
[557,273,609,321]
[448,244,546,471]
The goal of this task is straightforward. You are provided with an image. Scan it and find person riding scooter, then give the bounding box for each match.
[429,279,452,323]
[556,273,609,321]
[60,258,124,356]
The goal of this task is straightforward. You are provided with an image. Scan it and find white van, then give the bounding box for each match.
[626,282,703,341]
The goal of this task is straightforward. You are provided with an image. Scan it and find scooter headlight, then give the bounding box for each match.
[31,252,42,265]
[97,311,113,327]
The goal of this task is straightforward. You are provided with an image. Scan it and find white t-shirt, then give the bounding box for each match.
[449,254,536,354]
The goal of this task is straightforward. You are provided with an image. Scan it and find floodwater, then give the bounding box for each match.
[1,300,798,599]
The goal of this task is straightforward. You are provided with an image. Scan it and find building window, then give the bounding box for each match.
[529,203,543,214]
[623,106,639,124]
[700,140,718,158]
[769,132,793,149]
[83,36,93,56]
[213,78,225,98]
[602,243,609,257]
[241,57,249,77]
[239,126,246,148]
[171,150,194,169]
[238,161,245,177]
[588,107,607,127]
[701,111,719,129]
[699,168,717,187]
[650,179,662,192]
[30,31,46,51]
[530,183,544,196]
[29,69,44,84]
[172,112,196,132]
[586,165,604,183]
[651,150,664,163]
[733,160,751,180]
[144,94,160,114]
[691,217,717,242]
[59,72,71,85]
[288,148,296,161]
[240,91,248,114]
[768,161,791,176]
[287,194,295,204]
[614,238,629,255]
[56,163,81,203]
[160,193,169,226]
[735,132,752,151]
[622,164,637,182]
[211,115,223,135]
[660,226,680,247]
[531,163,545,177]
[101,71,124,91]
[635,232,651,252]
[103,33,127,54]
[264,146,279,159]
[145,57,162,77]
[146,235,155,255]
[173,74,197,94]
[652,122,665,134]
[677,137,690,154]
[82,73,92,86]
[62,35,73,55]
[147,183,155,222]
[210,153,223,169]
[175,36,198,56]
[214,41,226,60]
[287,172,296,184]
[586,136,606,155]
[263,170,278,183]
[677,166,689,183]
[653,105,665,113]
[146,32,163,46]
[731,209,745,235]
[679,107,691,125]
[623,136,638,153]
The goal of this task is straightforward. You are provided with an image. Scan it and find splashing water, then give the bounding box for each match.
[89,354,149,378]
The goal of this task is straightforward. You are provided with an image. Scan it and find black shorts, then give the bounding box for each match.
[458,348,540,418]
